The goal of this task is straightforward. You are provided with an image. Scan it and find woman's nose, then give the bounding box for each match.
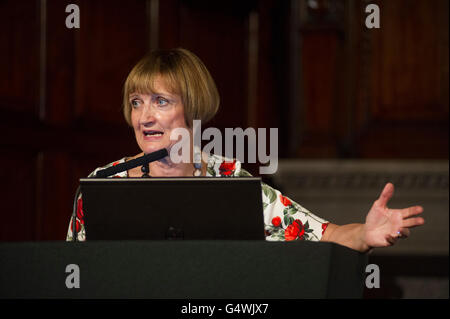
[139,103,156,125]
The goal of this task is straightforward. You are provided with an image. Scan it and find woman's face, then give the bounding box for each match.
[130,76,188,155]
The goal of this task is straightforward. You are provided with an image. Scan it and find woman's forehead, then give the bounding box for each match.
[129,74,180,96]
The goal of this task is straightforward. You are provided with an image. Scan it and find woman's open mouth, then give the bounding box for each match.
[143,130,164,140]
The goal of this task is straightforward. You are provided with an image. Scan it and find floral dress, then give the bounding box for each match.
[66,154,329,242]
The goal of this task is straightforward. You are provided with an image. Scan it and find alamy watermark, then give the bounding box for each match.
[61,3,379,174]
[169,120,278,175]
[64,262,379,290]
[65,4,80,29]
[63,4,380,35]
[365,264,380,289]
[65,264,80,289]
[365,4,380,29]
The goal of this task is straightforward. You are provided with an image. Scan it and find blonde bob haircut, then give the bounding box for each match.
[123,48,220,127]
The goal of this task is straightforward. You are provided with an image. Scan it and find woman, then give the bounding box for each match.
[67,48,425,252]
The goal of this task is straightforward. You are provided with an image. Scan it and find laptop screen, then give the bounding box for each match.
[80,177,265,240]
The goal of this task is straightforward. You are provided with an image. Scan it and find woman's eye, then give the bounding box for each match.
[156,97,169,106]
[131,99,140,107]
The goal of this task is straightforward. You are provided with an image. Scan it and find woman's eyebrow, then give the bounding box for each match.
[151,91,174,97]
[129,93,141,99]
[129,92,177,100]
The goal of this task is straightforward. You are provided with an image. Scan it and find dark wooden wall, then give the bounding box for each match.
[0,0,448,241]
[297,0,449,158]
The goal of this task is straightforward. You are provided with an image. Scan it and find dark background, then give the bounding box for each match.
[0,0,448,298]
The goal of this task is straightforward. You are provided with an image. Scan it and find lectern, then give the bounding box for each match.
[0,241,367,298]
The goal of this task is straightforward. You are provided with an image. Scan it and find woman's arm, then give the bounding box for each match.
[321,223,369,252]
[321,183,425,253]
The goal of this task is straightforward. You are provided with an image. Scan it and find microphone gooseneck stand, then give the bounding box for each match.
[141,163,150,177]
[71,149,168,242]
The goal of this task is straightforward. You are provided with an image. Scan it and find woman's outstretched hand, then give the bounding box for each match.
[363,183,425,249]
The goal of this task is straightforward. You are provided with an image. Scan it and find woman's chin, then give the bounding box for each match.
[140,144,167,155]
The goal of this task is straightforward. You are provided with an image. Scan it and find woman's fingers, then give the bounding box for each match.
[386,235,398,245]
[402,217,425,228]
[398,227,410,238]
[372,185,425,247]
[386,206,424,244]
[389,206,423,218]
[388,227,410,243]
[402,206,423,219]
[376,183,395,208]
[388,206,424,230]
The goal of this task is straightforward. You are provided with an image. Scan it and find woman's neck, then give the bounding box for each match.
[150,158,193,177]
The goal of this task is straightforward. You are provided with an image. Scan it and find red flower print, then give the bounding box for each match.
[219,160,236,176]
[285,219,305,241]
[76,197,84,220]
[322,223,329,235]
[297,221,305,239]
[279,194,292,207]
[272,216,281,227]
[112,161,120,166]
[71,219,82,233]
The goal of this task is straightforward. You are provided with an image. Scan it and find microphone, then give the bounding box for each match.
[94,148,169,178]
[71,149,168,242]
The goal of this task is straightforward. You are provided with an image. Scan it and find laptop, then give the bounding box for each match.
[80,177,265,240]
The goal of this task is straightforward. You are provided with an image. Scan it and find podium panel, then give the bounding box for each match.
[0,241,367,298]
